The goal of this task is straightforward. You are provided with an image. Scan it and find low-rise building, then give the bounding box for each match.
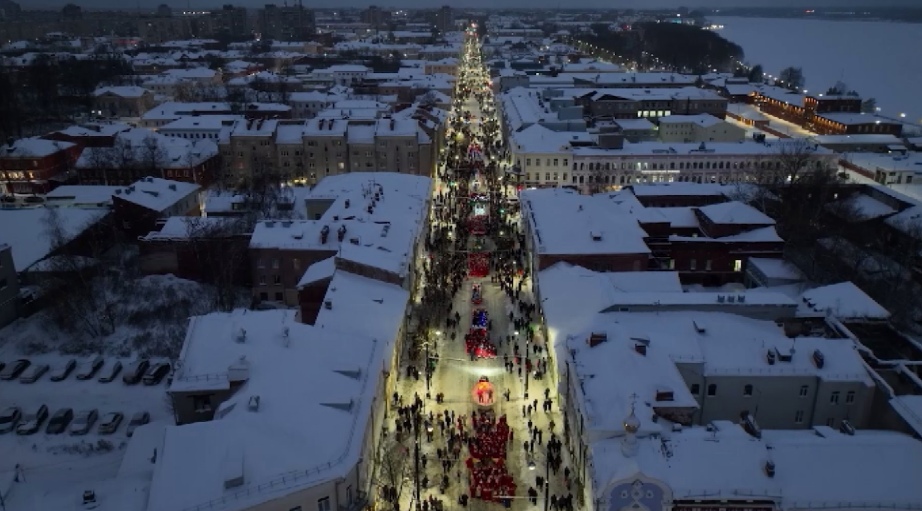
[657,113,746,143]
[111,176,200,236]
[0,137,80,195]
[158,307,391,511]
[75,128,219,187]
[92,86,156,118]
[248,172,431,306]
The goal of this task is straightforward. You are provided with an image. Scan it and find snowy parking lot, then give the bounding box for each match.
[0,352,172,488]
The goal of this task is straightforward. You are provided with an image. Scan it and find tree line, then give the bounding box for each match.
[579,22,744,74]
[0,52,135,140]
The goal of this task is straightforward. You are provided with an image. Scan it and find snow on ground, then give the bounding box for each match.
[0,273,245,509]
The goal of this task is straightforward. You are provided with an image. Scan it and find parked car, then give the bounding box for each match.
[0,407,22,434]
[19,363,50,384]
[98,361,122,383]
[122,359,150,385]
[0,359,30,380]
[75,356,105,380]
[46,408,74,434]
[49,359,78,381]
[142,362,171,385]
[97,412,124,434]
[16,404,49,435]
[126,411,150,437]
[69,409,99,435]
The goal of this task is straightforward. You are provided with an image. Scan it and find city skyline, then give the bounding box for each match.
[12,0,922,11]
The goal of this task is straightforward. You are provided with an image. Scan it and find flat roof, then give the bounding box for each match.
[521,188,652,256]
[591,424,922,509]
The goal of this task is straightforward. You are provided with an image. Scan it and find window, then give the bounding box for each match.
[192,395,213,412]
[690,383,700,395]
[273,275,281,285]
[733,259,742,272]
[689,259,696,271]
[553,159,559,166]
[293,258,301,270]
[563,158,568,166]
[794,410,804,424]
[799,385,809,397]
[259,292,268,301]
[258,275,266,286]
[318,497,331,511]
[830,391,840,404]
[545,173,550,181]
[275,292,283,301]
[846,391,855,404]
[743,384,753,396]
[562,173,568,182]
[707,384,717,397]
[705,260,712,271]
[526,158,531,166]
[257,259,266,269]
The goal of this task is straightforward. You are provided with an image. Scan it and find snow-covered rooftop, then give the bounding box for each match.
[1,137,74,158]
[0,207,106,271]
[591,424,922,509]
[747,257,804,282]
[797,282,890,320]
[698,201,776,225]
[250,173,431,278]
[314,270,409,346]
[44,185,123,207]
[112,176,200,212]
[565,309,872,433]
[76,128,219,171]
[521,188,651,255]
[154,309,384,511]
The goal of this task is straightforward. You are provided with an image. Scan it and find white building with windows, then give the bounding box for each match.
[509,124,836,190]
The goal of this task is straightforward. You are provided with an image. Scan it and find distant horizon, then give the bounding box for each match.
[12,0,922,12]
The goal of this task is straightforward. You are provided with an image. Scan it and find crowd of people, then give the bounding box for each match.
[384,34,581,511]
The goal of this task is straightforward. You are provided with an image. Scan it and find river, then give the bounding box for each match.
[710,16,922,126]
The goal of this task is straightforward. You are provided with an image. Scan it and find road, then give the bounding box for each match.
[383,34,572,511]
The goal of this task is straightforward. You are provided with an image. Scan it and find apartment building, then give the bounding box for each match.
[224,116,437,186]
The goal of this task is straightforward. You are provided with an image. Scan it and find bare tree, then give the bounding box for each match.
[40,208,122,338]
[182,216,251,311]
[374,436,412,511]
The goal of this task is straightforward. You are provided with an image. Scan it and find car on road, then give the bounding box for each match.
[142,362,170,385]
[19,363,50,383]
[97,412,124,434]
[98,360,122,383]
[46,408,74,434]
[49,359,78,381]
[75,356,105,380]
[0,407,22,434]
[0,359,30,380]
[126,411,150,437]
[16,404,48,435]
[70,409,99,435]
[122,359,150,385]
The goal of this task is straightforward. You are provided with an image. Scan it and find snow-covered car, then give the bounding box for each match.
[69,409,98,435]
[46,408,74,434]
[126,411,150,437]
[98,361,122,383]
[19,363,49,384]
[122,359,150,385]
[0,407,22,434]
[75,356,105,380]
[97,412,124,434]
[16,404,48,435]
[0,359,30,380]
[142,362,170,385]
[49,359,77,381]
